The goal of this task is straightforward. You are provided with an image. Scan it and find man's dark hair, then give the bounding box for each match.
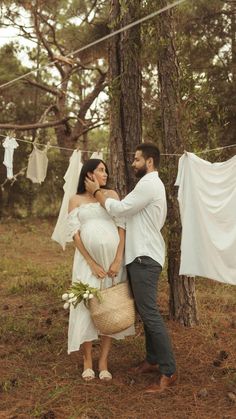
[136,142,160,168]
[77,158,109,194]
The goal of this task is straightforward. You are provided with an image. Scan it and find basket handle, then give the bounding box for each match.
[100,277,115,290]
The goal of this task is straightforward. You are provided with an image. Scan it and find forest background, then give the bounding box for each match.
[0,1,236,418]
[0,0,235,218]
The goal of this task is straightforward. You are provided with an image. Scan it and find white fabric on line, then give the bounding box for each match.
[175,152,236,285]
[3,136,19,179]
[26,145,49,184]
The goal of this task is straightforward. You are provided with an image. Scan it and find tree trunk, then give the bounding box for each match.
[228,0,236,146]
[156,2,198,326]
[109,0,142,197]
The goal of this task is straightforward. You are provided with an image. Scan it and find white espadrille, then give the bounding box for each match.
[82,368,95,381]
[99,370,112,381]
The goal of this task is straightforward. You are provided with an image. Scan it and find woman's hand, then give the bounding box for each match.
[108,259,121,278]
[89,261,107,279]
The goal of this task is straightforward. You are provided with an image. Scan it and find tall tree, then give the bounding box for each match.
[0,0,108,150]
[109,0,142,196]
[156,1,198,326]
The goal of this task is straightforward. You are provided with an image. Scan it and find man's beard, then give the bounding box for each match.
[134,164,147,178]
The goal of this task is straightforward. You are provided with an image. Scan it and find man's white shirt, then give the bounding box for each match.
[105,171,167,267]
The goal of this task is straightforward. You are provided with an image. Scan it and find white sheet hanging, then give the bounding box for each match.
[51,150,103,250]
[175,152,236,285]
[3,136,19,179]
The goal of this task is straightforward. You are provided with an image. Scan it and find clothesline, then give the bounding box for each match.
[0,134,236,156]
[0,135,76,152]
[0,0,186,90]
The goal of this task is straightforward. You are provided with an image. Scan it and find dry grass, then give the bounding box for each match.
[0,219,236,419]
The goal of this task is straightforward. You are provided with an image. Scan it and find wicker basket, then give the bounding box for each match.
[89,281,135,335]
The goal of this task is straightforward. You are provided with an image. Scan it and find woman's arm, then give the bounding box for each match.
[108,227,125,278]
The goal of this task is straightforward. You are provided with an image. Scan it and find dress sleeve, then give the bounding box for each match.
[66,207,81,242]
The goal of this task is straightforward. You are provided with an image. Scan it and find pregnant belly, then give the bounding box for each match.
[80,221,120,267]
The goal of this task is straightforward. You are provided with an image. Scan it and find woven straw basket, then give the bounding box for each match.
[89,281,135,335]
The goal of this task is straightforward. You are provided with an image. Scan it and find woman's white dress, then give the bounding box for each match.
[67,202,135,353]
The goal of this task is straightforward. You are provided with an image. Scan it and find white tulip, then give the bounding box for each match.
[63,302,70,309]
[69,292,75,298]
[62,293,69,301]
[88,294,94,299]
[85,290,89,294]
[68,298,74,303]
[83,293,88,299]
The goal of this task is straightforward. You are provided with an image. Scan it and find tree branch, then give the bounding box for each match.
[81,120,109,135]
[38,104,59,123]
[37,11,66,55]
[24,79,61,96]
[0,118,70,130]
[70,72,107,141]
[33,8,65,78]
[78,72,107,119]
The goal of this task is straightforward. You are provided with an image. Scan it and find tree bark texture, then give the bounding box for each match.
[157,2,198,326]
[228,0,236,145]
[109,0,142,197]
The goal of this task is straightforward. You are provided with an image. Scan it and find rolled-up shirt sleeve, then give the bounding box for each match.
[105,179,154,217]
[113,215,126,230]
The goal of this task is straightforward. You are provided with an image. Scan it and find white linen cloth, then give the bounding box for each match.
[3,136,19,179]
[51,149,82,249]
[67,203,135,353]
[105,171,167,267]
[51,150,103,250]
[175,152,236,285]
[26,145,49,184]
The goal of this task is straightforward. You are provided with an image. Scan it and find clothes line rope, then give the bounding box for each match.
[0,134,103,153]
[0,0,186,90]
[1,134,236,156]
[196,144,236,154]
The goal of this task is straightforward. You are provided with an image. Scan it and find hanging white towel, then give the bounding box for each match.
[3,136,19,179]
[26,145,49,184]
[51,150,103,249]
[175,152,236,285]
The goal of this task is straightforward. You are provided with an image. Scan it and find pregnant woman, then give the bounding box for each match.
[67,158,134,381]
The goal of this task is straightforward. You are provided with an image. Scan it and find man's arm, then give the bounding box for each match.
[85,175,154,217]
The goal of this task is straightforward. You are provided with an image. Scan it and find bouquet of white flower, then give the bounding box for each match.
[62,282,101,310]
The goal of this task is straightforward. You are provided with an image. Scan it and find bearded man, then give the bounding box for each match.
[85,142,177,393]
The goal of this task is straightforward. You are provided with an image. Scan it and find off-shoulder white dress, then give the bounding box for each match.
[67,202,135,353]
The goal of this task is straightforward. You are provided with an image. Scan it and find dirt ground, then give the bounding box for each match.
[0,219,236,419]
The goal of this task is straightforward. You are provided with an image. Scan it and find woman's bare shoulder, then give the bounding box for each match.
[68,194,84,212]
[69,194,82,204]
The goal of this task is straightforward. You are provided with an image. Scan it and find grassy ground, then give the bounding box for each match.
[0,219,235,419]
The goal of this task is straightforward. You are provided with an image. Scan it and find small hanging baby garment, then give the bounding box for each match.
[26,143,49,184]
[3,135,19,179]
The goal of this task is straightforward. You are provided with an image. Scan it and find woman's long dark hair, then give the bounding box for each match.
[77,159,109,194]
